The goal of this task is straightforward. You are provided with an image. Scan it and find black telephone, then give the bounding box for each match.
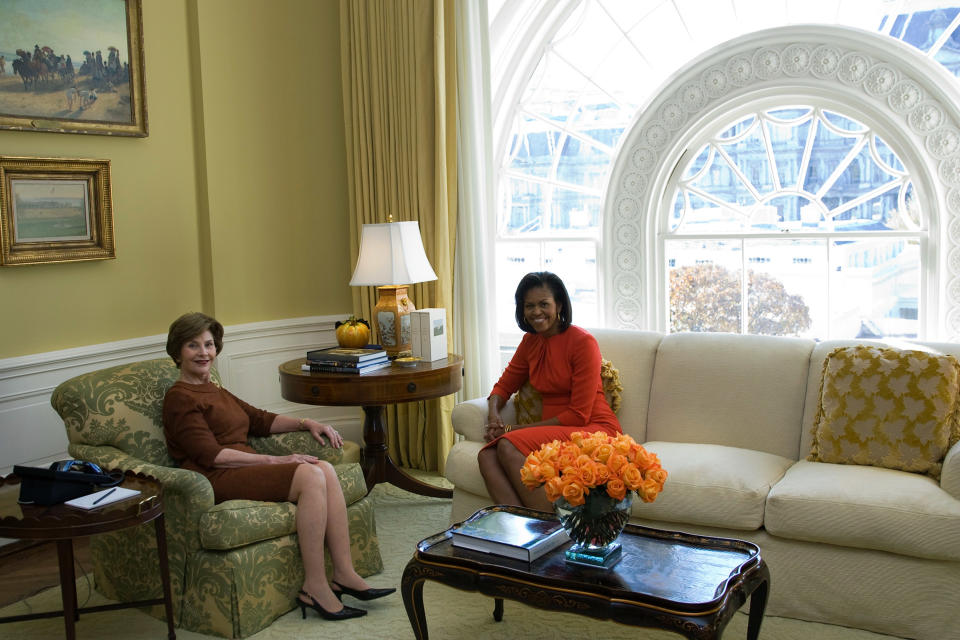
[49,459,110,477]
[14,460,123,505]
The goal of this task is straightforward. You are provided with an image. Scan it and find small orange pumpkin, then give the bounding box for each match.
[335,316,371,348]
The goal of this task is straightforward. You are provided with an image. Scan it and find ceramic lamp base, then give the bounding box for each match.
[373,285,416,357]
[564,541,623,569]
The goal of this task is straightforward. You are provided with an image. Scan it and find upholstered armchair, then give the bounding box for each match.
[50,358,383,638]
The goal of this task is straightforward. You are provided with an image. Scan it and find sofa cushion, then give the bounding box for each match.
[199,462,368,550]
[591,329,663,443]
[646,332,814,460]
[766,460,960,561]
[809,345,960,479]
[637,441,794,530]
[515,358,624,424]
[200,500,298,550]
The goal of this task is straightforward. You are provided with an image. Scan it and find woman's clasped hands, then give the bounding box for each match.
[484,415,511,442]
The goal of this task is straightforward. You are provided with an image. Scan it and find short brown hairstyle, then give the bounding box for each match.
[166,312,224,368]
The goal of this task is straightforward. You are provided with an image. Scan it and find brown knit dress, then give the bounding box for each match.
[162,381,300,503]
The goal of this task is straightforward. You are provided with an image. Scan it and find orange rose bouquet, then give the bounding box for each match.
[521,431,667,550]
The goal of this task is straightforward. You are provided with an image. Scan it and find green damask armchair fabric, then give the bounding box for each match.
[50,358,383,638]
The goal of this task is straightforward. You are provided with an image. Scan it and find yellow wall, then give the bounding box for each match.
[0,0,351,359]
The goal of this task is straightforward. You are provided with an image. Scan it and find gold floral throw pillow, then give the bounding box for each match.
[515,359,622,424]
[809,345,960,478]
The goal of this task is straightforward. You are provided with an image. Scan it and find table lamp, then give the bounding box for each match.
[349,220,438,357]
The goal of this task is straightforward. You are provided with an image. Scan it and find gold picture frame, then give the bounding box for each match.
[0,156,115,266]
[0,0,147,137]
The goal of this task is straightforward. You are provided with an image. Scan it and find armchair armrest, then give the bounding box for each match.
[452,397,518,442]
[942,440,960,500]
[68,442,214,551]
[248,431,345,463]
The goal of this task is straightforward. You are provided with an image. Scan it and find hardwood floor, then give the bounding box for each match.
[0,537,92,609]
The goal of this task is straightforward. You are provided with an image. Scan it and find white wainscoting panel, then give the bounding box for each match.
[0,315,361,475]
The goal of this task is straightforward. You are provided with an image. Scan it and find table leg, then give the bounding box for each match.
[746,577,769,640]
[154,515,177,640]
[401,562,429,640]
[493,597,504,621]
[56,539,77,640]
[361,405,453,498]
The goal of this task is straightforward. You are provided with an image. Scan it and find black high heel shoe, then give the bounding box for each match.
[330,580,396,602]
[296,589,367,620]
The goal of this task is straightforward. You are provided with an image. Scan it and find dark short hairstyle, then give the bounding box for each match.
[166,312,224,368]
[514,271,573,333]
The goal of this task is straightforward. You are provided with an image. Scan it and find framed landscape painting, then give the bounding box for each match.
[0,157,115,266]
[0,0,147,137]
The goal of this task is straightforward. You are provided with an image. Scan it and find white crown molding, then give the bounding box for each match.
[603,24,960,340]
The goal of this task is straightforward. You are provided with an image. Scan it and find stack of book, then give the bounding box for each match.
[450,510,569,562]
[303,346,390,374]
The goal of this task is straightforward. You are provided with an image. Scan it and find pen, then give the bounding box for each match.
[92,487,117,505]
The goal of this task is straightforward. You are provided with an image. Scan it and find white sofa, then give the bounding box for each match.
[444,330,960,640]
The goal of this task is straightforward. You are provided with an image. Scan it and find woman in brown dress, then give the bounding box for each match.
[162,312,393,622]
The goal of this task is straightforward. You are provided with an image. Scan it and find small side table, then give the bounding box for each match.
[279,354,463,498]
[0,471,176,640]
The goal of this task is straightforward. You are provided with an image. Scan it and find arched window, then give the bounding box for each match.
[665,106,921,338]
[490,2,960,342]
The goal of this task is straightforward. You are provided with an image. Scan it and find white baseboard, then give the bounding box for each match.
[0,315,362,475]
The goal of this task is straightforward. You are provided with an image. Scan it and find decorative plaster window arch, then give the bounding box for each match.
[604,25,960,340]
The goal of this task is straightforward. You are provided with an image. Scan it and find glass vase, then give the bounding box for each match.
[555,491,633,568]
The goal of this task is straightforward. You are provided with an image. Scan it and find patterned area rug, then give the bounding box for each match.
[0,472,901,640]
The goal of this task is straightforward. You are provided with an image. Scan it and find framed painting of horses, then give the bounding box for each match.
[0,156,115,266]
[0,0,147,137]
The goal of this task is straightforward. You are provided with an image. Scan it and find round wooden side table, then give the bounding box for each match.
[0,471,176,640]
[279,354,463,498]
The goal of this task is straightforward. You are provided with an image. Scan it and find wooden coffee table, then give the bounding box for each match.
[402,506,769,640]
[0,471,175,640]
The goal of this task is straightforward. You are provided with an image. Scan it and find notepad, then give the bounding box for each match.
[64,487,141,510]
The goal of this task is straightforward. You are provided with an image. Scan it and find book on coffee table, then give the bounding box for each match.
[451,510,569,562]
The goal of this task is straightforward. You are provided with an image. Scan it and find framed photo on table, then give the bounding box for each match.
[0,0,147,137]
[0,156,115,266]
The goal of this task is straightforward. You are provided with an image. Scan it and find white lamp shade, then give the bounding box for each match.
[349,221,438,286]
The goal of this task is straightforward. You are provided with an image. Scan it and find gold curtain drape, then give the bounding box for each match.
[340,0,457,472]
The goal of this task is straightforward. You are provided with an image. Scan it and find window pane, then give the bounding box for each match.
[674,108,917,235]
[521,52,587,126]
[545,242,598,328]
[496,241,541,334]
[666,240,742,333]
[745,239,822,337]
[829,238,921,338]
[901,8,960,53]
[556,136,610,191]
[508,117,561,179]
[501,177,545,235]
[550,188,601,232]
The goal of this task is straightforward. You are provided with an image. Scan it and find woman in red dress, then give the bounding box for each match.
[479,272,621,511]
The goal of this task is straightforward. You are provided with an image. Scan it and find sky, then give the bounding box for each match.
[0,0,129,63]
